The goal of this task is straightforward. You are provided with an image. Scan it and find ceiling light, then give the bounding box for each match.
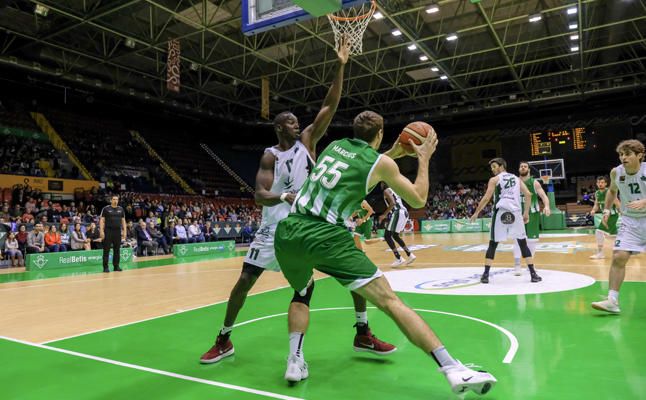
[528,14,542,22]
[440,75,448,80]
[408,44,417,51]
[431,67,439,72]
[446,33,458,41]
[34,4,49,17]
[509,94,517,100]
[124,38,136,49]
[373,11,384,20]
[571,46,579,52]
[569,23,578,29]
[570,34,579,40]
[190,62,200,71]
[567,6,578,15]
[426,5,440,14]
[419,55,428,61]
[392,29,402,36]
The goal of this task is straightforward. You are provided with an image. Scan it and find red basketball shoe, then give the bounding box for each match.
[353,329,397,355]
[199,335,234,364]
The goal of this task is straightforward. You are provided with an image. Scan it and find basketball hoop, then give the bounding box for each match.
[327,1,377,55]
[540,175,551,185]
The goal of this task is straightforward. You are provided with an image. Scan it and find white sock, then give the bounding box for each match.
[355,311,368,325]
[220,325,232,336]
[528,239,538,257]
[512,241,521,263]
[609,290,619,303]
[595,230,605,253]
[289,332,304,358]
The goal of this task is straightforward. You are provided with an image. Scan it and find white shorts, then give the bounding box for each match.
[491,207,526,243]
[244,224,280,272]
[613,215,646,253]
[387,209,408,233]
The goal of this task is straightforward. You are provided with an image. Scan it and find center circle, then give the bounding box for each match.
[384,267,595,296]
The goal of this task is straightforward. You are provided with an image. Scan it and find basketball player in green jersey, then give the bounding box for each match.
[200,36,395,365]
[592,140,646,314]
[589,176,621,259]
[350,200,374,251]
[511,162,551,275]
[275,111,497,396]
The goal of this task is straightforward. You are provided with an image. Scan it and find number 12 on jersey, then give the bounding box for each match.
[310,155,349,189]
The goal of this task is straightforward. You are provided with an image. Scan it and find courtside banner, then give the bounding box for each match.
[451,219,482,232]
[172,240,236,258]
[26,248,134,271]
[420,220,451,233]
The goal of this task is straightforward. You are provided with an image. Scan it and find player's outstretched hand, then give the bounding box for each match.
[523,213,529,224]
[627,199,646,210]
[284,193,297,205]
[469,213,477,223]
[384,141,414,159]
[409,134,438,162]
[543,207,551,217]
[336,34,351,65]
[601,213,609,228]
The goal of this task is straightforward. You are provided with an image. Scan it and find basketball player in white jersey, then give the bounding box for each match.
[592,140,646,314]
[379,183,415,266]
[200,36,395,364]
[470,158,542,284]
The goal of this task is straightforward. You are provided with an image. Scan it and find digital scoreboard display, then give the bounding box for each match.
[530,127,595,156]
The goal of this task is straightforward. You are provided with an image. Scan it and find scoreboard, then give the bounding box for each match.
[530,127,595,156]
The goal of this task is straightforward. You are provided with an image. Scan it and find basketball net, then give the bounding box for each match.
[327,1,376,55]
[540,175,551,185]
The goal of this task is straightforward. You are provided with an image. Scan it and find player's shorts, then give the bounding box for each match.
[243,224,280,272]
[275,213,383,294]
[598,213,619,235]
[525,212,540,239]
[491,207,527,243]
[613,215,646,253]
[386,209,408,233]
[354,218,373,239]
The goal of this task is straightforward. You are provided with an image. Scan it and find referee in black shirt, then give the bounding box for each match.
[100,195,127,273]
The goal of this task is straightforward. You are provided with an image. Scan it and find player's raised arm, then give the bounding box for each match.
[300,36,351,153]
[470,177,497,222]
[254,151,295,206]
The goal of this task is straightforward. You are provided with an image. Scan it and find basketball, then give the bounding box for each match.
[398,121,434,152]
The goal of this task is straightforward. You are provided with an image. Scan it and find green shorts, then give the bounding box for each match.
[525,212,540,239]
[354,218,373,239]
[598,213,619,235]
[275,213,382,293]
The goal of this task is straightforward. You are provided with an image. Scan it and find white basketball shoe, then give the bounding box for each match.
[284,354,309,382]
[440,361,497,396]
[591,298,621,314]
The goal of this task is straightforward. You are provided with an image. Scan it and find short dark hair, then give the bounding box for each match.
[597,176,609,184]
[353,111,383,142]
[111,195,119,199]
[489,157,507,169]
[519,161,529,166]
[274,111,294,128]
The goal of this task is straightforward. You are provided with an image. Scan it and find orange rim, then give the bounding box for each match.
[329,0,376,22]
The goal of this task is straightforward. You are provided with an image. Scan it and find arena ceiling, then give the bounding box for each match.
[0,0,645,124]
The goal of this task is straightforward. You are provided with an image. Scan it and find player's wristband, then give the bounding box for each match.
[280,193,289,203]
[602,209,611,216]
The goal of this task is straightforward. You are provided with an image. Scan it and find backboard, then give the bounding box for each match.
[242,0,370,35]
[526,159,565,183]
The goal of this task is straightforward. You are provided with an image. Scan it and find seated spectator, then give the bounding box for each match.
[148,221,170,255]
[124,221,138,249]
[59,223,71,249]
[174,222,188,244]
[16,224,28,254]
[45,225,66,252]
[5,232,24,267]
[26,223,47,254]
[86,222,102,250]
[163,222,175,248]
[188,220,205,243]
[242,222,255,243]
[136,220,158,256]
[71,222,91,251]
[203,221,217,242]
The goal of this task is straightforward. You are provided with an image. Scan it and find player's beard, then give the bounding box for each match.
[519,171,529,177]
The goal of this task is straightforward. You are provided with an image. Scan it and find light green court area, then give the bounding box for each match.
[3,278,646,400]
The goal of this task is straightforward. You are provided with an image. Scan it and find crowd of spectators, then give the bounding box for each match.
[0,135,77,179]
[425,183,493,220]
[0,186,261,266]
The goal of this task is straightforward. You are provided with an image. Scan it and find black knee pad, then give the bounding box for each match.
[291,279,315,306]
[516,239,532,258]
[485,240,498,259]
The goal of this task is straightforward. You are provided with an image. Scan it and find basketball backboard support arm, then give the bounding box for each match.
[242,0,369,35]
